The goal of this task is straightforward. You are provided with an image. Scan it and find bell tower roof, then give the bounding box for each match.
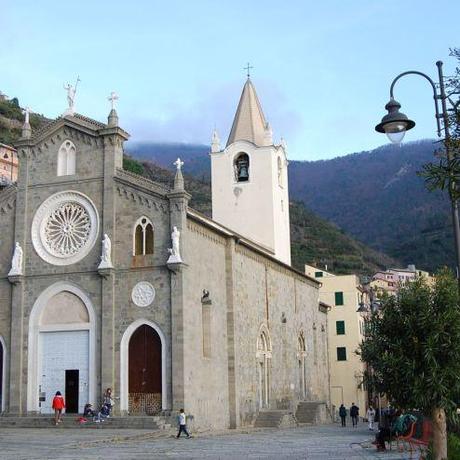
[226,78,268,147]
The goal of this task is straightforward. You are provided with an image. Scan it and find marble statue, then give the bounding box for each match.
[8,242,23,276]
[167,226,182,263]
[23,107,30,125]
[63,76,80,114]
[98,233,113,269]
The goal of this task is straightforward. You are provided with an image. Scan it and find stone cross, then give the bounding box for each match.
[108,91,119,110]
[174,158,184,171]
[22,107,30,124]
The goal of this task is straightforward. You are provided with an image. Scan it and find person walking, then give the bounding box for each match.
[339,404,347,427]
[350,402,359,427]
[176,408,191,439]
[52,391,65,426]
[367,405,376,430]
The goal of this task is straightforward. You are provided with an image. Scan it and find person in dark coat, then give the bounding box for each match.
[350,403,359,427]
[339,404,347,427]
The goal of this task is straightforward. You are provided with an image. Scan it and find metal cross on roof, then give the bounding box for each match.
[108,91,119,110]
[174,158,184,171]
[244,62,253,78]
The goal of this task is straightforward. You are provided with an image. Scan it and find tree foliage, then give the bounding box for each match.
[420,48,460,201]
[359,269,460,416]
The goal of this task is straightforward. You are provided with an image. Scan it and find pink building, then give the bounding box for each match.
[0,143,18,183]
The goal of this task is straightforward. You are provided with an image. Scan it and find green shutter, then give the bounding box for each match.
[315,271,323,278]
[336,321,345,335]
[337,347,347,361]
[335,292,344,306]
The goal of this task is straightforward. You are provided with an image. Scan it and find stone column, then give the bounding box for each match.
[167,167,190,411]
[225,238,239,428]
[99,120,129,408]
[8,140,31,414]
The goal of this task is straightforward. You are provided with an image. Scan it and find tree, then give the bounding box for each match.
[359,269,460,460]
[420,48,460,201]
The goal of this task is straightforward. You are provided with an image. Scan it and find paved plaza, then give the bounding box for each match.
[0,422,415,460]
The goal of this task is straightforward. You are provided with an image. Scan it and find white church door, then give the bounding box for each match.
[39,330,89,414]
[27,284,96,414]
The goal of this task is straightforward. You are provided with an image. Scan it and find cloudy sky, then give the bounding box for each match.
[1,0,459,160]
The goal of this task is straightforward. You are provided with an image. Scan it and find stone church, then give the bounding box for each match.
[0,78,330,429]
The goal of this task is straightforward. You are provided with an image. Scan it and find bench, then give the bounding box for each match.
[395,421,417,452]
[408,420,432,459]
[395,420,432,459]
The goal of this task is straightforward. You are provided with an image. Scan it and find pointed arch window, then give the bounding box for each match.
[234,153,250,182]
[133,217,154,256]
[256,327,271,408]
[297,331,307,399]
[57,140,76,176]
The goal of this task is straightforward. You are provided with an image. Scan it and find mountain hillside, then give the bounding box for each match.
[123,156,397,275]
[126,140,451,272]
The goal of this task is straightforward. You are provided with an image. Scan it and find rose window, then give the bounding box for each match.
[32,191,99,266]
[43,202,91,256]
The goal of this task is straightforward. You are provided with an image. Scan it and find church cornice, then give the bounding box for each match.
[115,168,170,199]
[116,180,168,214]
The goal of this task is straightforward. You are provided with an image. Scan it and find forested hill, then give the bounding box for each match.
[123,156,397,275]
[0,96,49,144]
[127,140,450,273]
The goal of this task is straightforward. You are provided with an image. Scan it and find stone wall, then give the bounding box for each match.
[182,219,230,431]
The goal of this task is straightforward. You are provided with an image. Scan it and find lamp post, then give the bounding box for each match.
[375,61,460,282]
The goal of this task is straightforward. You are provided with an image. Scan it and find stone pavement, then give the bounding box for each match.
[0,422,415,460]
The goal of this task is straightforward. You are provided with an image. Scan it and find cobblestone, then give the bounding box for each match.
[0,423,414,459]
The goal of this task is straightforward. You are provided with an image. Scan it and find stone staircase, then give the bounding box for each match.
[0,414,175,429]
[254,410,297,428]
[295,401,328,425]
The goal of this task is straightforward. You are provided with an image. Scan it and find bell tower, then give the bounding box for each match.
[210,78,291,265]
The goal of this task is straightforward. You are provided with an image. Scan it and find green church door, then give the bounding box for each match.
[128,325,162,415]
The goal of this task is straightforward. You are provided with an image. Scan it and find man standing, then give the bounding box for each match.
[350,402,359,428]
[339,404,347,427]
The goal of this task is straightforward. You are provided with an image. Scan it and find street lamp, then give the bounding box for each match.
[375,61,460,282]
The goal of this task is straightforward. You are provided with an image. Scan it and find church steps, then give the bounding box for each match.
[0,415,175,429]
[295,401,329,424]
[254,410,297,428]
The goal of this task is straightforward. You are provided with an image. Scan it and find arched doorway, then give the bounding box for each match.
[128,324,162,415]
[256,326,271,409]
[27,282,96,414]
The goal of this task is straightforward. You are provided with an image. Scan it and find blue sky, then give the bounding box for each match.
[1,0,459,160]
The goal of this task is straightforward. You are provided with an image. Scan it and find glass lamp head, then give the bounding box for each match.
[375,98,415,144]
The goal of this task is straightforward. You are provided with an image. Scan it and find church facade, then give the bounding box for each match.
[0,79,330,429]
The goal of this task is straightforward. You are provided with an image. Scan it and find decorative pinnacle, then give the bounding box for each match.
[21,106,32,138]
[173,158,184,190]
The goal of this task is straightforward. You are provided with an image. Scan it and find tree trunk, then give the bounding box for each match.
[432,407,447,460]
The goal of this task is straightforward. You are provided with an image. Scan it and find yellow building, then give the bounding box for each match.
[305,265,368,416]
